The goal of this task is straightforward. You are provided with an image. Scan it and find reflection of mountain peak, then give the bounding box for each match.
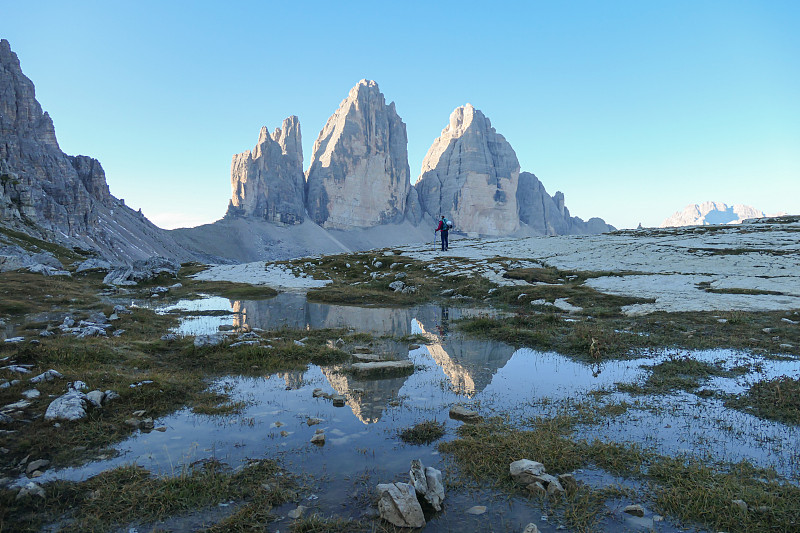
[320,366,411,425]
[415,322,516,396]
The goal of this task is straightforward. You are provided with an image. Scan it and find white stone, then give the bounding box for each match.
[376,482,426,528]
[510,460,546,484]
[44,390,87,421]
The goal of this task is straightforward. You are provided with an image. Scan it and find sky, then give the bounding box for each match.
[2,0,798,230]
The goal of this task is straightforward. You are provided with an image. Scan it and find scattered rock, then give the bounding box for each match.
[525,481,547,496]
[3,337,24,344]
[30,369,63,383]
[389,280,406,292]
[352,346,372,354]
[376,482,426,528]
[332,395,346,407]
[409,459,445,511]
[39,330,54,337]
[408,344,420,350]
[25,459,49,475]
[312,388,326,398]
[103,256,180,286]
[782,318,798,325]
[351,360,414,377]
[557,473,578,493]
[510,459,546,484]
[44,389,87,421]
[310,433,325,445]
[21,389,40,400]
[287,505,308,519]
[449,405,482,422]
[466,505,487,515]
[16,481,45,500]
[731,499,748,512]
[85,390,105,408]
[306,417,324,426]
[113,305,132,315]
[75,258,112,273]
[194,334,224,348]
[623,504,645,517]
[522,524,540,533]
[104,390,121,402]
[161,333,179,342]
[230,340,259,348]
[0,413,13,425]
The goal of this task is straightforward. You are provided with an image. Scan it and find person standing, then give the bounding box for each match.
[435,215,449,251]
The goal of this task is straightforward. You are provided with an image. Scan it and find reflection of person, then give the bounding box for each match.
[435,215,449,251]
[436,306,450,337]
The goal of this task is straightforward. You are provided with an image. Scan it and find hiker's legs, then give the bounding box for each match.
[443,231,449,251]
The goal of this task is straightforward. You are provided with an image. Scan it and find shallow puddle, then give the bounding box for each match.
[28,295,800,531]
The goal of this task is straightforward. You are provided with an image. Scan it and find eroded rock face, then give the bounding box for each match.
[306,80,410,229]
[415,104,520,236]
[0,39,192,262]
[227,116,305,224]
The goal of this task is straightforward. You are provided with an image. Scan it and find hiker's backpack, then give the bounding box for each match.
[445,218,454,229]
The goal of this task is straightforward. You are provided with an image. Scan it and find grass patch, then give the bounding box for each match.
[290,252,494,306]
[458,308,800,362]
[440,416,800,533]
[725,375,800,425]
[1,459,295,532]
[399,419,446,445]
[696,281,784,296]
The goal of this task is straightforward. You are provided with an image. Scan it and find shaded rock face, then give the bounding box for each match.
[0,39,191,262]
[227,116,305,225]
[415,104,520,236]
[516,171,614,235]
[306,80,410,229]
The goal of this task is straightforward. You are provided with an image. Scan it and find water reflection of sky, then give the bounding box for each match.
[26,295,800,531]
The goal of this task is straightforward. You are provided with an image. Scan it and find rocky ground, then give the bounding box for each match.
[1,217,799,532]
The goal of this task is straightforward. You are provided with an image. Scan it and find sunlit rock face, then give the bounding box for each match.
[305,80,410,229]
[660,201,766,228]
[0,38,190,262]
[414,104,520,236]
[227,116,305,225]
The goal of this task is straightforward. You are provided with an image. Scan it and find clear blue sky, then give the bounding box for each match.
[2,0,798,229]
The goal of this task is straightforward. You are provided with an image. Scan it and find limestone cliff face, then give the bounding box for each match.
[0,39,191,262]
[414,104,520,236]
[305,80,410,229]
[226,116,305,224]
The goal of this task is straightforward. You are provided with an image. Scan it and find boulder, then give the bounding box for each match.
[30,369,62,383]
[522,524,540,533]
[16,481,45,500]
[409,459,445,511]
[509,460,546,484]
[85,390,105,408]
[75,258,112,273]
[44,389,87,421]
[376,482,426,528]
[103,256,180,286]
[194,334,224,348]
[449,405,482,422]
[350,360,414,378]
[623,504,645,517]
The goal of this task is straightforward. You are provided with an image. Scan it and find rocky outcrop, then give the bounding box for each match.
[661,201,769,227]
[415,104,520,236]
[0,39,192,263]
[306,80,410,229]
[226,116,305,224]
[516,171,615,235]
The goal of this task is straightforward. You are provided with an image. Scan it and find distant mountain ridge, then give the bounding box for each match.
[660,202,775,228]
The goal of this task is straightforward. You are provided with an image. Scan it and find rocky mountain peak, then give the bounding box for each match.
[227,116,305,224]
[415,103,520,235]
[306,80,410,229]
[660,201,768,227]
